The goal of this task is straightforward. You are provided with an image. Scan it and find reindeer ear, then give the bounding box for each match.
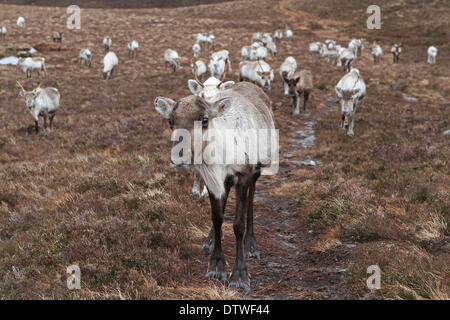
[19,91,25,97]
[188,79,203,95]
[209,97,233,116]
[219,81,235,90]
[154,97,175,119]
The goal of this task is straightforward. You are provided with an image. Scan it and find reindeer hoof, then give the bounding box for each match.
[292,113,299,119]
[229,280,251,291]
[205,271,227,281]
[347,131,354,136]
[245,250,261,260]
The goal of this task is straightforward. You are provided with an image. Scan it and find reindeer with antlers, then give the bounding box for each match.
[17,82,61,133]
[186,60,235,198]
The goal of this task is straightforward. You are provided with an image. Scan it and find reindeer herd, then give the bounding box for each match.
[0,13,442,292]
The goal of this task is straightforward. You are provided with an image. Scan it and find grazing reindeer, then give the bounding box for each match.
[284,27,293,40]
[427,46,438,64]
[52,31,63,42]
[348,38,364,58]
[17,82,60,133]
[103,51,118,80]
[288,70,313,118]
[371,44,383,65]
[1,26,6,40]
[127,40,139,58]
[274,29,283,43]
[17,16,25,28]
[208,50,231,80]
[239,60,274,92]
[252,32,263,42]
[164,49,181,73]
[338,48,355,72]
[187,61,234,198]
[17,57,47,78]
[192,43,201,58]
[266,41,277,56]
[335,68,366,136]
[190,59,207,80]
[391,43,402,64]
[154,81,276,291]
[79,48,92,67]
[103,36,112,52]
[279,56,297,96]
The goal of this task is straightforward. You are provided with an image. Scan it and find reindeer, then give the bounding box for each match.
[335,68,366,136]
[103,36,112,52]
[239,60,274,92]
[103,51,118,80]
[338,48,356,72]
[154,81,277,291]
[391,43,402,64]
[208,50,231,80]
[79,48,92,67]
[17,82,60,133]
[164,49,181,73]
[371,44,382,65]
[17,16,25,28]
[187,60,235,198]
[17,57,47,78]
[52,31,63,43]
[127,40,139,58]
[1,26,6,40]
[279,56,297,96]
[427,46,438,64]
[287,70,313,118]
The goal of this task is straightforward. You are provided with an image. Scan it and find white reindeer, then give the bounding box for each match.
[195,33,215,50]
[192,43,201,58]
[335,68,366,136]
[190,59,207,80]
[186,61,234,197]
[17,82,60,133]
[1,26,6,40]
[427,46,438,64]
[266,41,277,56]
[208,50,231,79]
[279,56,297,95]
[252,32,263,42]
[348,39,364,58]
[127,40,139,58]
[164,49,181,73]
[79,48,92,67]
[17,16,25,28]
[103,51,118,80]
[239,60,274,92]
[274,29,283,42]
[154,81,276,291]
[17,57,47,78]
[338,48,356,72]
[103,36,112,51]
[391,43,402,64]
[284,28,293,40]
[371,44,383,65]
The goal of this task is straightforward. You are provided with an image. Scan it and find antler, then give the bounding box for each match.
[193,61,204,88]
[16,81,26,92]
[216,59,229,88]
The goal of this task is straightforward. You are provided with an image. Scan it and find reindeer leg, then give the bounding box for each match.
[303,90,310,119]
[205,177,233,281]
[244,171,261,260]
[348,104,356,136]
[34,120,39,133]
[49,113,55,129]
[203,179,231,252]
[43,113,48,129]
[292,93,300,118]
[229,174,251,291]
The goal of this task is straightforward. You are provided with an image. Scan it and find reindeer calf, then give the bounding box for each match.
[288,70,313,118]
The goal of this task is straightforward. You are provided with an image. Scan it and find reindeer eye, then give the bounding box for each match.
[202,117,209,127]
[168,119,174,128]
